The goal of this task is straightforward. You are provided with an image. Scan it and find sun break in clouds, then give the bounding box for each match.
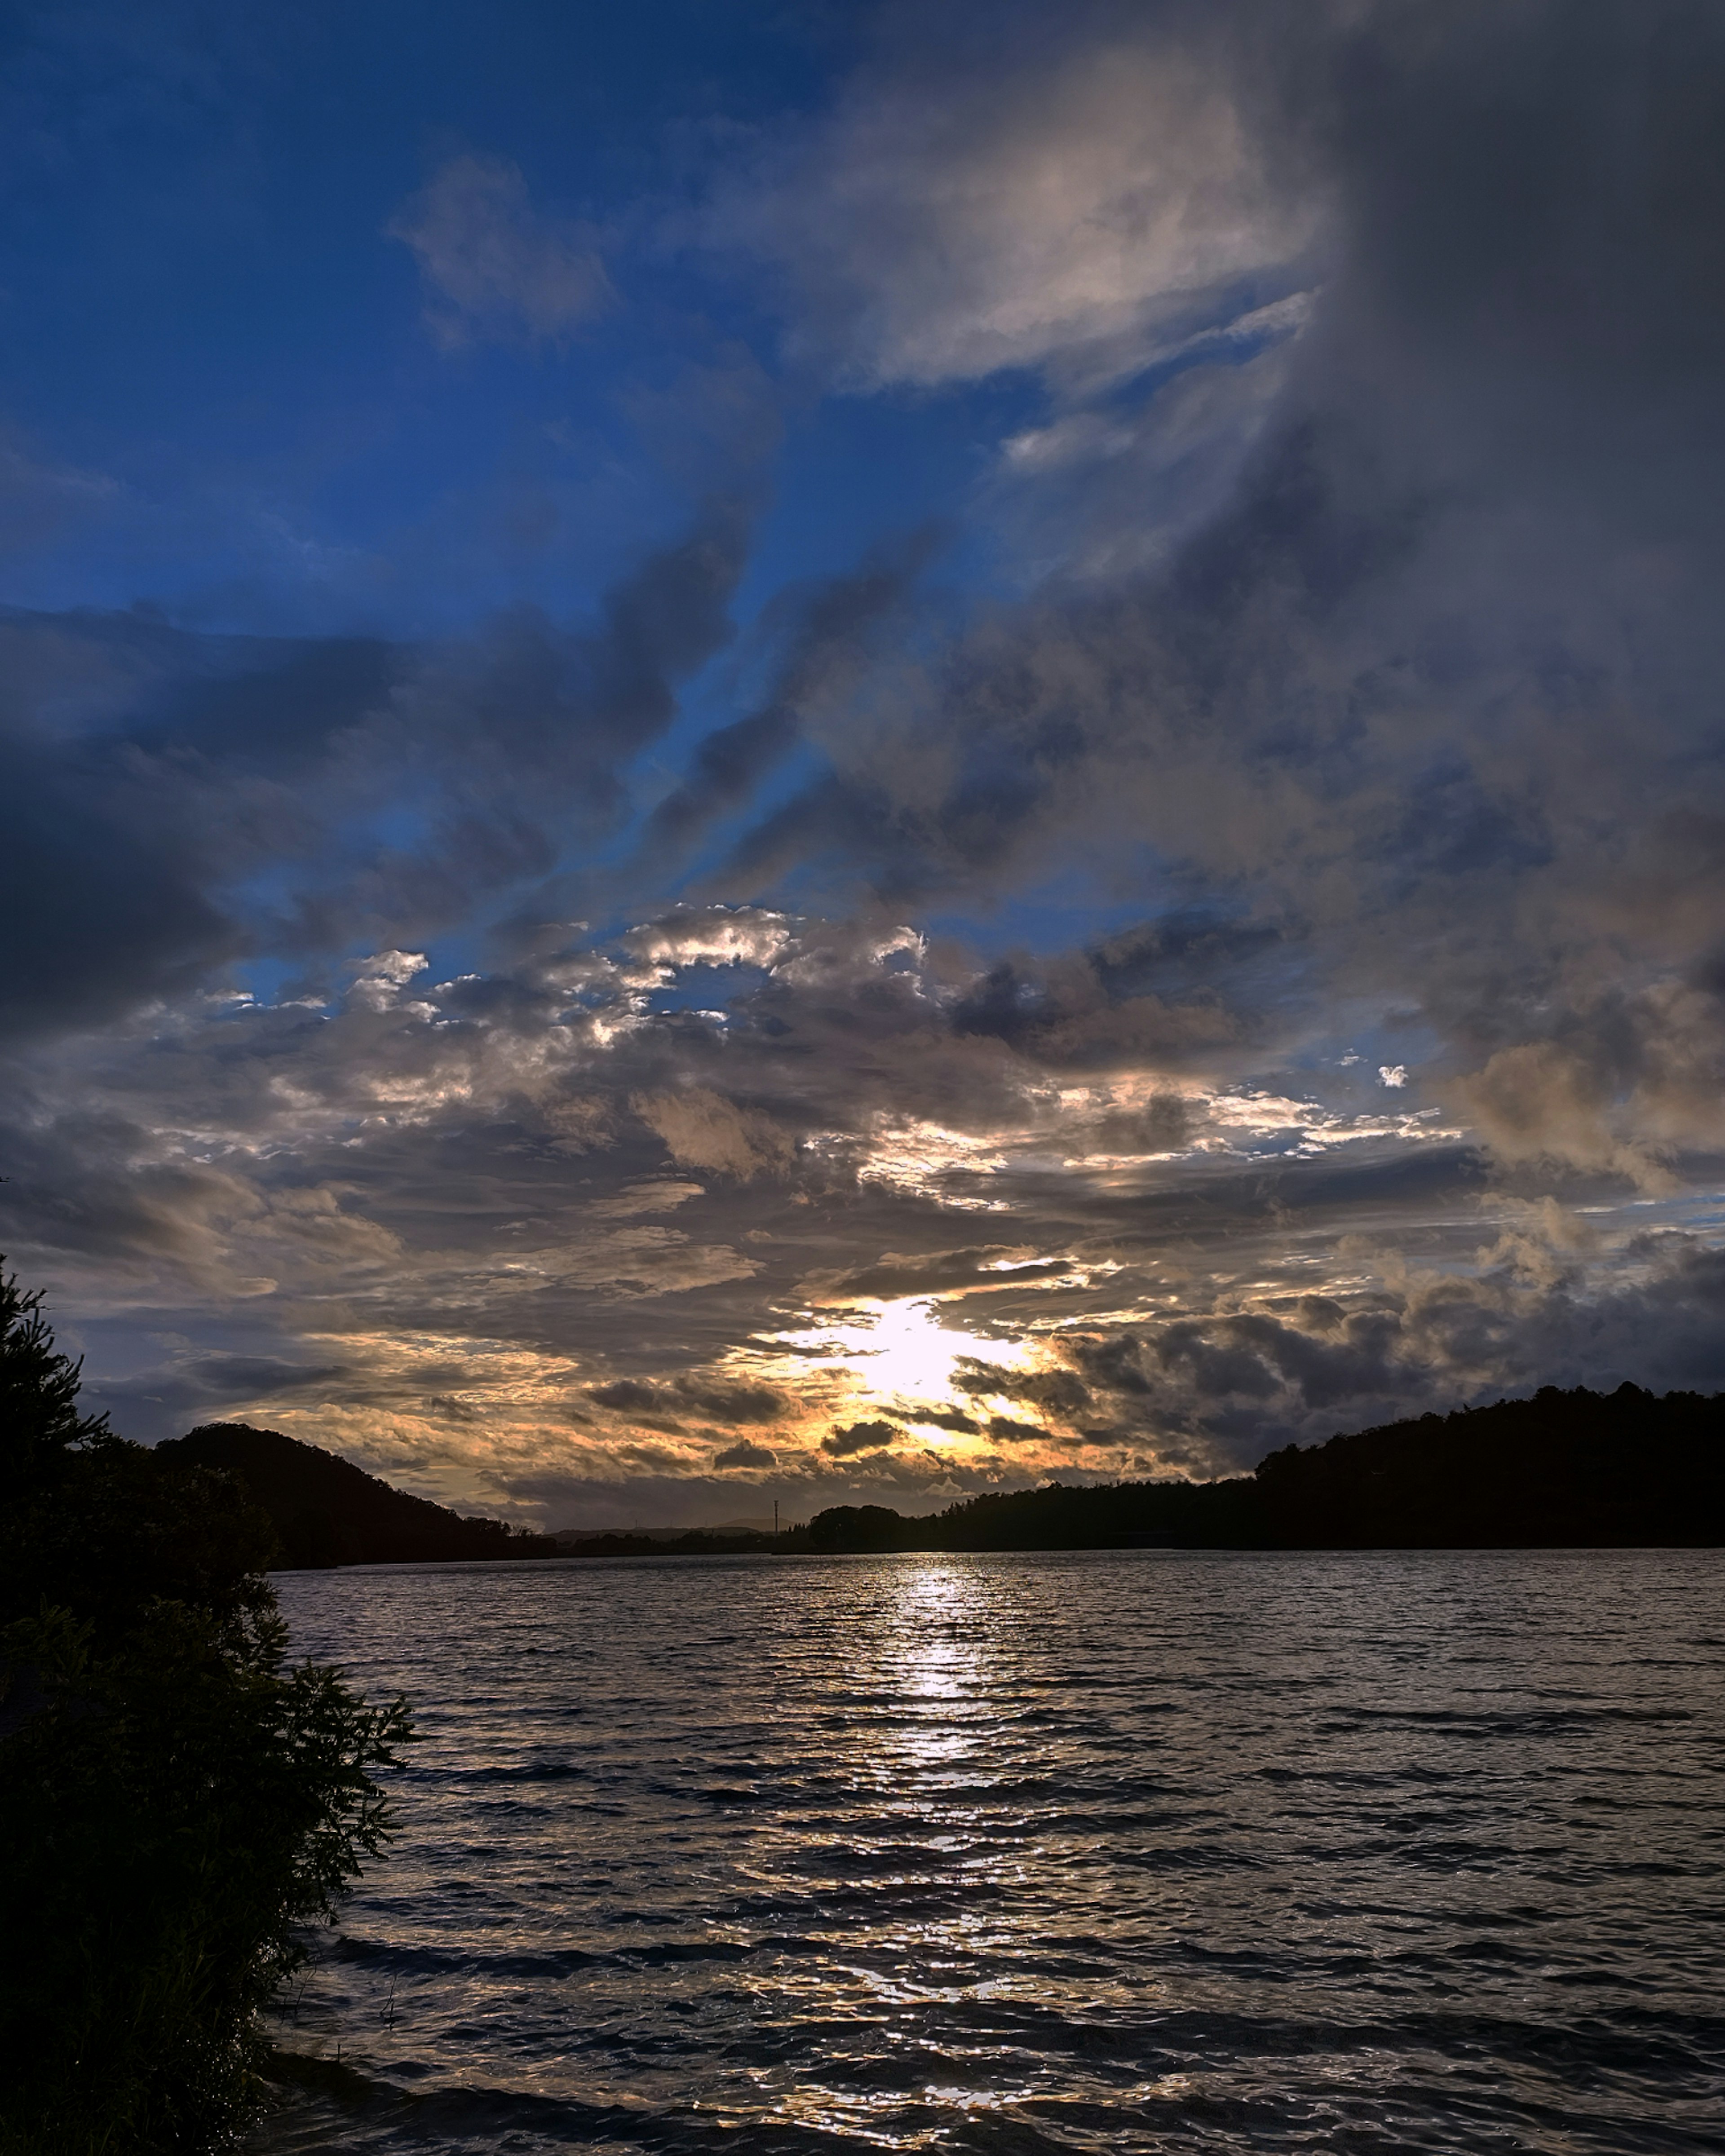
[4,1,1725,1525]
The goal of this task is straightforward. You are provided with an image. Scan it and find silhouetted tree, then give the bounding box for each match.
[0,1262,411,2156]
[807,1502,908,1552]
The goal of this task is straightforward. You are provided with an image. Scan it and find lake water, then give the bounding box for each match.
[251,1550,1724,2154]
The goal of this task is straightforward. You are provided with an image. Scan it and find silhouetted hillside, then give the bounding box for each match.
[156,1423,557,1568]
[1249,1382,1725,1546]
[806,1384,1725,1553]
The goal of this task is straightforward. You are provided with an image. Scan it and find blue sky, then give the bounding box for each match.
[5,0,1725,1526]
[0,1,1023,634]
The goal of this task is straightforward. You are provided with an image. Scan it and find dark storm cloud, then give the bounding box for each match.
[7,1,1725,1520]
[589,1374,786,1424]
[691,1,1725,1193]
[133,634,402,773]
[0,736,237,1041]
[632,532,937,872]
[908,1406,981,1435]
[948,928,1265,1074]
[712,1438,777,1470]
[0,507,748,1045]
[4,880,1711,1491]
[82,1351,354,1447]
[954,1364,1092,1418]
[1037,1230,1725,1473]
[823,1419,898,1458]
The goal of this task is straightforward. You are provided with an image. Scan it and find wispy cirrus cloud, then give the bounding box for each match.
[389,153,614,350]
[712,4,1320,392]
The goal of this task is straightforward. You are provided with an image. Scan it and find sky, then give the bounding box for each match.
[4,0,1725,1529]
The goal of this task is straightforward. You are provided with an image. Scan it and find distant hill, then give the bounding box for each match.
[805,1384,1725,1553]
[1247,1382,1725,1548]
[156,1424,558,1568]
[154,1386,1725,1571]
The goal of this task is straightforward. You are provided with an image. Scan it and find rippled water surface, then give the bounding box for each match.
[252,1550,1724,2153]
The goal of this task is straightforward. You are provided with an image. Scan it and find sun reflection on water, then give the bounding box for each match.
[762,1561,1045,2144]
[257,1553,1724,2153]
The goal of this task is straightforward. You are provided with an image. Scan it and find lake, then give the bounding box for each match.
[250,1549,1724,2153]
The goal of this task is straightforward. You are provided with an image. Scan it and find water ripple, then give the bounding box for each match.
[251,1549,1725,2153]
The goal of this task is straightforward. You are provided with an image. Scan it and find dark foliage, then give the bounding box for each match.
[920,1476,1260,1552]
[159,1422,557,1568]
[807,1503,919,1554]
[803,1385,1725,1553]
[0,1264,410,2156]
[1250,1383,1725,1547]
[555,1529,780,1557]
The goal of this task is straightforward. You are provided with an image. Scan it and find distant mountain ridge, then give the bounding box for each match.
[157,1424,557,1568]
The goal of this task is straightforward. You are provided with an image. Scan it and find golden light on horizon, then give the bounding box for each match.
[755,1297,1037,1440]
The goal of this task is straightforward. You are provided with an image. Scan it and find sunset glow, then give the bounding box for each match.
[2,1,1722,1533]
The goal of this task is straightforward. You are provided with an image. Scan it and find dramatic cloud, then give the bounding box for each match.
[717,3,1319,389]
[712,1438,777,1470]
[4,0,1725,1527]
[632,1088,797,1179]
[823,1419,899,1458]
[0,507,748,1044]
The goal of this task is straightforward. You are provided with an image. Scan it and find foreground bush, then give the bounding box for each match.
[0,1265,410,2154]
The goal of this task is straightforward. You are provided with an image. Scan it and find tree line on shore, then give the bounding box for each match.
[800,1385,1725,1552]
[512,1384,1725,1557]
[172,1382,1725,1575]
